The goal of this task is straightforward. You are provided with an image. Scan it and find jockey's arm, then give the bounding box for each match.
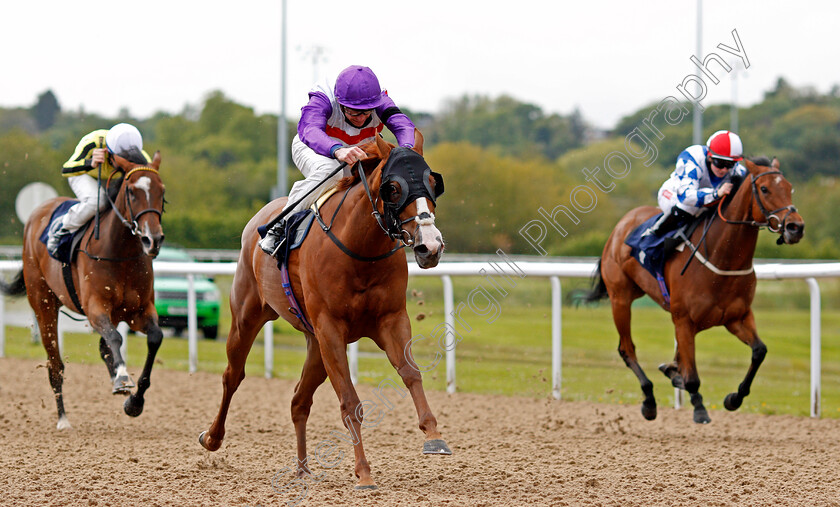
[376,94,415,148]
[297,92,341,158]
[61,129,109,177]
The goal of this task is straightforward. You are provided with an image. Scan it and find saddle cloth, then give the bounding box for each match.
[624,213,685,308]
[39,200,80,264]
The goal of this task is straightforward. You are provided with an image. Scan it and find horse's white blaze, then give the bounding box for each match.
[56,415,72,430]
[414,198,442,254]
[774,175,782,185]
[135,176,152,202]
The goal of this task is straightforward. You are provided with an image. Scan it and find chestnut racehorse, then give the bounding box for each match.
[199,132,450,489]
[587,157,804,423]
[0,153,166,429]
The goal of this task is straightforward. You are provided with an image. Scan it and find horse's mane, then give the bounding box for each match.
[335,157,384,192]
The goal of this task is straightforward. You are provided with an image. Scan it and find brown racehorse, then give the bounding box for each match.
[0,153,166,429]
[587,157,804,423]
[199,132,450,490]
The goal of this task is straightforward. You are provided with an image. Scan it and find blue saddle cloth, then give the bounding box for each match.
[624,213,683,307]
[39,200,80,264]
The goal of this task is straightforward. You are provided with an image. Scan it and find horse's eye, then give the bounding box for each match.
[760,186,769,194]
[127,189,136,201]
[387,183,401,203]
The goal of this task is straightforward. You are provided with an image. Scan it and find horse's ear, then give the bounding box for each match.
[771,157,780,170]
[412,129,424,156]
[742,158,756,173]
[373,135,392,159]
[152,151,161,170]
[112,153,130,172]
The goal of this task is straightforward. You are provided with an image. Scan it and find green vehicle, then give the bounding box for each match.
[153,246,221,339]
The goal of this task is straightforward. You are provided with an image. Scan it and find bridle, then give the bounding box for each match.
[106,166,165,237]
[717,170,796,233]
[313,160,439,262]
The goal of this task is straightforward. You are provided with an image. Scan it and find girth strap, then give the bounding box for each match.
[61,262,85,314]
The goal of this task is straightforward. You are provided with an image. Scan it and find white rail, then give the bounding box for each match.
[2,259,837,418]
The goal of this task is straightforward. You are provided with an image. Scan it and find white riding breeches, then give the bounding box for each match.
[285,135,351,215]
[61,174,109,232]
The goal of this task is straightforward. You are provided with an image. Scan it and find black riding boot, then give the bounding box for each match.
[647,207,693,237]
[258,220,287,256]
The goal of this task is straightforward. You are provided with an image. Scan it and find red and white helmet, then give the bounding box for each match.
[706,130,743,161]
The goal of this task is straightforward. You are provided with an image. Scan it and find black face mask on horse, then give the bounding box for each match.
[378,147,444,242]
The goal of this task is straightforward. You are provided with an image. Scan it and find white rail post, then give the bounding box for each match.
[550,276,562,399]
[264,321,274,379]
[187,274,198,373]
[349,342,358,385]
[118,321,129,363]
[674,337,682,410]
[806,278,821,418]
[441,275,456,394]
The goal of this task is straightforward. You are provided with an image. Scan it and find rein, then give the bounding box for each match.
[80,165,163,262]
[314,160,424,262]
[716,170,796,233]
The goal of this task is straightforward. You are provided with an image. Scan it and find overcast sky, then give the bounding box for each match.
[1,0,838,129]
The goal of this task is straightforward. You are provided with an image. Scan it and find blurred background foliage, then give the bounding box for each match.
[1,76,838,258]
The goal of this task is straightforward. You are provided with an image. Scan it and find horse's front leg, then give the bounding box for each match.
[673,317,710,424]
[123,306,164,417]
[723,311,767,411]
[372,312,451,456]
[89,310,135,395]
[315,322,376,490]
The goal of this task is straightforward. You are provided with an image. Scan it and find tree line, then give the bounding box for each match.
[1,78,838,259]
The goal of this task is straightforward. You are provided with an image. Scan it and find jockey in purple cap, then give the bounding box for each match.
[260,65,417,255]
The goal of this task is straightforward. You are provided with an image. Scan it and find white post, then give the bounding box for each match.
[118,321,129,363]
[806,278,821,418]
[550,277,562,399]
[674,337,682,409]
[349,342,358,385]
[442,275,456,394]
[31,310,39,344]
[264,321,274,379]
[187,274,198,373]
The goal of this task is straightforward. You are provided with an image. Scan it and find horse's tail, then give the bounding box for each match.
[584,259,609,303]
[0,269,26,298]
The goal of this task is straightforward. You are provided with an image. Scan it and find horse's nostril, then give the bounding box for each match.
[414,245,429,255]
[141,237,152,249]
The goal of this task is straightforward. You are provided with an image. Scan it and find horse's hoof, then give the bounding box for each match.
[355,483,378,490]
[124,395,144,417]
[693,408,711,424]
[112,375,135,395]
[723,393,742,411]
[199,431,222,451]
[641,400,657,421]
[423,438,452,455]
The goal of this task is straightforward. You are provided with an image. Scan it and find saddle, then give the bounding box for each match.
[625,212,706,308]
[256,188,340,333]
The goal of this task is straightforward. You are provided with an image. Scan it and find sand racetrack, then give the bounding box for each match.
[2,356,840,506]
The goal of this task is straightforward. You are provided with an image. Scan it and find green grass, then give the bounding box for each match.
[5,274,840,418]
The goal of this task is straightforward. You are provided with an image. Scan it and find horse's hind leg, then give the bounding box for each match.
[26,279,70,429]
[372,313,451,455]
[611,297,658,421]
[124,309,164,417]
[290,334,328,478]
[722,311,766,412]
[199,293,269,452]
